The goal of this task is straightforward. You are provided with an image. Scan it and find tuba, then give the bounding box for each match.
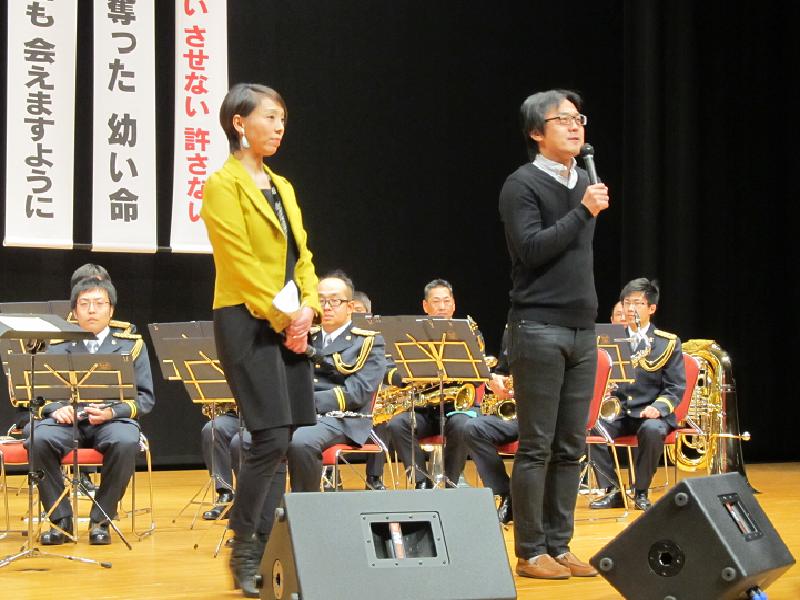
[667,339,751,477]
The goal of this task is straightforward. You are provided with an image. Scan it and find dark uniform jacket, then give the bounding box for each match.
[611,324,686,428]
[40,330,155,423]
[310,322,386,445]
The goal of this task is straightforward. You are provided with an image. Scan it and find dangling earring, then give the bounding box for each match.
[240,128,250,150]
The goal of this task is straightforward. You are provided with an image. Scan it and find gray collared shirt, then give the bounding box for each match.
[533,153,578,189]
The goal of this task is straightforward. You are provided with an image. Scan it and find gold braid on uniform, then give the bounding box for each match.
[112,331,143,417]
[332,328,376,375]
[636,330,677,372]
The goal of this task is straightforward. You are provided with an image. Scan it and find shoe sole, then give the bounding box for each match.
[515,569,570,580]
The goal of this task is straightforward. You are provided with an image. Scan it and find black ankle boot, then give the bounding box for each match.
[229,534,263,598]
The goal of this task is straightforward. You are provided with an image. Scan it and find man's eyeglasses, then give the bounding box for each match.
[320,298,349,308]
[77,299,110,310]
[544,113,588,127]
[622,299,648,308]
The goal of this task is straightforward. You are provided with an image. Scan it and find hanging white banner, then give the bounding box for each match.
[169,0,228,253]
[91,0,157,252]
[4,1,77,249]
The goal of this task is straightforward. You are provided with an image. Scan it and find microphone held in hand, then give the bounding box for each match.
[580,143,600,184]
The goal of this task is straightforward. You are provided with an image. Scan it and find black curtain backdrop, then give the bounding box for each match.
[0,1,796,467]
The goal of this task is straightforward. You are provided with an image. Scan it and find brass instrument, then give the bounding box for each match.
[481,375,516,420]
[372,385,417,425]
[201,403,237,419]
[667,339,751,476]
[373,382,477,424]
[417,383,476,411]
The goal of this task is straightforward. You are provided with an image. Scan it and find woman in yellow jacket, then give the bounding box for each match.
[201,83,321,597]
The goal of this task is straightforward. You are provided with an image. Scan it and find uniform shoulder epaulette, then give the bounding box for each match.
[309,325,322,335]
[350,327,378,336]
[653,329,677,340]
[110,319,134,333]
[112,331,142,340]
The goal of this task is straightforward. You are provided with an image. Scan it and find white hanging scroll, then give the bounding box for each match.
[91,0,157,252]
[4,0,78,249]
[169,0,228,253]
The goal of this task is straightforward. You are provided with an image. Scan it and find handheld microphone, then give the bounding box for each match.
[580,143,600,185]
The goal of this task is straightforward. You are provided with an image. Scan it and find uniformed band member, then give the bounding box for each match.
[385,279,474,488]
[590,278,686,511]
[26,277,155,545]
[462,326,518,523]
[287,272,386,491]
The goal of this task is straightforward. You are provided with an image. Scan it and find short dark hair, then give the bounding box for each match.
[70,263,110,288]
[424,278,453,300]
[321,269,354,300]
[520,89,583,160]
[619,277,660,306]
[70,277,118,310]
[219,83,287,152]
[352,291,372,313]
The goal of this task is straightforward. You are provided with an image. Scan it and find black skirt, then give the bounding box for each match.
[213,304,316,431]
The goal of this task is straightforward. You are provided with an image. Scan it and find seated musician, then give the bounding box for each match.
[462,326,518,523]
[590,278,685,511]
[25,277,155,544]
[611,300,627,325]
[286,272,386,491]
[384,279,477,488]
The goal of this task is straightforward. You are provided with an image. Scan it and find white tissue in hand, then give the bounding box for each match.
[273,281,301,316]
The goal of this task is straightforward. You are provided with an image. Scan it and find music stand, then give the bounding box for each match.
[0,314,111,569]
[357,315,490,488]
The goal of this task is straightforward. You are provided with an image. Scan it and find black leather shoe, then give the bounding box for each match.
[203,491,234,520]
[79,472,96,497]
[89,521,111,545]
[365,476,386,491]
[40,516,73,545]
[634,490,652,511]
[414,479,432,490]
[589,488,626,509]
[497,494,513,524]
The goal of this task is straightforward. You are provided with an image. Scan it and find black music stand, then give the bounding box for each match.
[357,315,490,488]
[0,314,110,569]
[5,351,138,551]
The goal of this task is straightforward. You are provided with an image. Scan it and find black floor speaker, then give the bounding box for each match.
[590,473,795,600]
[258,488,516,600]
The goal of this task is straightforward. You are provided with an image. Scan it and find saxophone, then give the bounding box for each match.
[480,375,516,420]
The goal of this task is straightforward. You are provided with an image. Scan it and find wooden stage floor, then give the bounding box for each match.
[1,462,798,599]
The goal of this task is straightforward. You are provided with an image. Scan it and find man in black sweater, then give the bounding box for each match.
[499,89,609,580]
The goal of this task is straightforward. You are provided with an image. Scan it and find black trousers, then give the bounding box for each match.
[591,416,672,491]
[228,426,290,538]
[26,418,140,523]
[463,415,519,496]
[509,321,596,559]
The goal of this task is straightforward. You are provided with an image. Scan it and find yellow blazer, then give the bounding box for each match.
[201,155,321,333]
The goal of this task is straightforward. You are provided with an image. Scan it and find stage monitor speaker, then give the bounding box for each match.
[590,473,795,600]
[258,488,516,600]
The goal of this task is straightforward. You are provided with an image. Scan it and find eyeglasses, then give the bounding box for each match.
[319,298,349,308]
[544,113,588,127]
[77,299,110,310]
[622,298,648,308]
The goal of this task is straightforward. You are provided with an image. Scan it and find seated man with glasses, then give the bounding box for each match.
[589,278,686,511]
[385,279,480,488]
[26,277,155,545]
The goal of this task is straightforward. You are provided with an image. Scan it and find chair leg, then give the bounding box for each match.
[609,446,629,510]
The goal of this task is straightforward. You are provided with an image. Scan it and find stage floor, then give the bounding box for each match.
[1,462,798,599]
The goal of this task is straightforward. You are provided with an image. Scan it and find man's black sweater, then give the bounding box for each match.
[499,162,598,328]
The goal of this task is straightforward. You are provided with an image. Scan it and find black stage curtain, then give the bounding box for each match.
[0,1,796,466]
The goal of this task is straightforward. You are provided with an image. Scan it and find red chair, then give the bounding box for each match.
[319,392,396,491]
[0,435,154,540]
[591,353,701,504]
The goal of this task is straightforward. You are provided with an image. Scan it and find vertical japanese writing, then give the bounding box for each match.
[106,0,139,222]
[181,1,211,222]
[23,2,57,220]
